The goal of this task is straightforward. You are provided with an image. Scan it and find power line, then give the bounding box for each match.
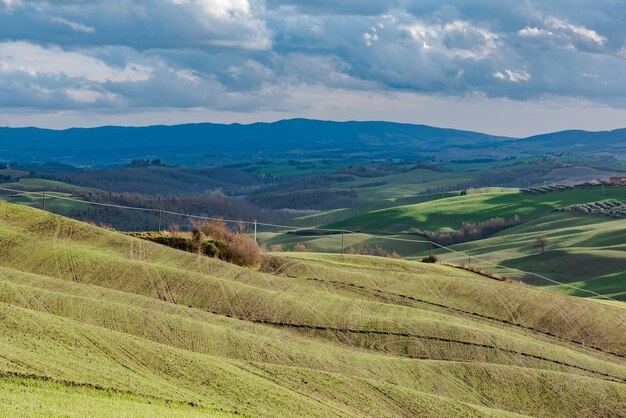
[0,186,622,303]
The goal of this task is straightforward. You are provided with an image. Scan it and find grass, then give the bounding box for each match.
[0,192,89,214]
[0,202,624,416]
[0,377,218,418]
[327,187,626,233]
[257,231,430,256]
[437,212,626,300]
[0,178,98,193]
[0,178,97,216]
[286,191,462,228]
[336,168,476,202]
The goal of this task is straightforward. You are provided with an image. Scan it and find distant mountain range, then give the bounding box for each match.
[0,119,624,166]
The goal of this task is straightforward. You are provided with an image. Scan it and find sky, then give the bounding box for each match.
[1,0,626,137]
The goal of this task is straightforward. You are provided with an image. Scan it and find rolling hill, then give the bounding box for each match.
[258,186,626,301]
[326,187,626,233]
[439,211,626,301]
[0,202,625,416]
[0,119,510,166]
[1,119,625,167]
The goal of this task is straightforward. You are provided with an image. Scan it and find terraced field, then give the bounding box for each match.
[0,202,625,416]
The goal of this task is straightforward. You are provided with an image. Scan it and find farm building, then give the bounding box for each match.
[609,176,626,186]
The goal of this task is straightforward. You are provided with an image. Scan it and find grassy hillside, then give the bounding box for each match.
[327,187,626,233]
[439,211,626,300]
[0,178,97,193]
[0,202,625,416]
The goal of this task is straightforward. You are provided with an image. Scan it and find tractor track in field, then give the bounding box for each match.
[297,276,626,360]
[65,224,80,283]
[0,371,252,415]
[247,318,626,384]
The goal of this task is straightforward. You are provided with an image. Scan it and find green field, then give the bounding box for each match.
[326,187,626,233]
[259,187,626,301]
[0,192,89,214]
[437,211,626,300]
[0,178,98,193]
[0,202,625,416]
[0,178,97,217]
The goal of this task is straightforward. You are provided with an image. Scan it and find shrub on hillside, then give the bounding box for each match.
[269,244,284,252]
[346,245,403,259]
[127,231,224,258]
[410,215,521,246]
[421,254,439,263]
[259,255,289,275]
[129,219,261,267]
[389,251,403,259]
[446,262,519,284]
[222,234,262,266]
[557,200,626,218]
[533,236,550,254]
[194,220,260,266]
[294,243,309,252]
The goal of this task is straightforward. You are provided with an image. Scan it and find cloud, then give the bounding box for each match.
[0,42,151,83]
[546,17,606,46]
[401,19,498,59]
[265,0,399,16]
[0,0,20,10]
[518,16,607,52]
[493,69,531,83]
[50,17,96,34]
[0,0,272,51]
[1,0,626,117]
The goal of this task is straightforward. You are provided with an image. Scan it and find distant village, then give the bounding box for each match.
[609,176,626,186]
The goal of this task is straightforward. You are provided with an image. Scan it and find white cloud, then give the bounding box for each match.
[363,31,378,47]
[401,19,497,59]
[493,69,531,82]
[172,0,251,17]
[518,27,553,38]
[50,17,96,34]
[546,17,606,46]
[197,0,251,18]
[170,0,272,49]
[175,69,201,84]
[0,0,20,10]
[65,88,117,103]
[0,41,151,83]
[518,17,607,52]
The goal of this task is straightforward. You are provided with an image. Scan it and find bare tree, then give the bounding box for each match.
[533,236,550,254]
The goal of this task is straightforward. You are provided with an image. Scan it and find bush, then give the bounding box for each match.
[345,245,403,259]
[410,215,522,245]
[128,219,262,267]
[259,255,288,275]
[533,236,550,254]
[421,254,439,263]
[559,200,626,218]
[269,244,284,252]
[222,234,262,266]
[196,219,230,241]
[294,243,309,252]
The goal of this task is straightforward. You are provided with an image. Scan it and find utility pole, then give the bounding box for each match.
[158,209,162,232]
[254,220,257,244]
[42,192,46,211]
[341,229,345,255]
